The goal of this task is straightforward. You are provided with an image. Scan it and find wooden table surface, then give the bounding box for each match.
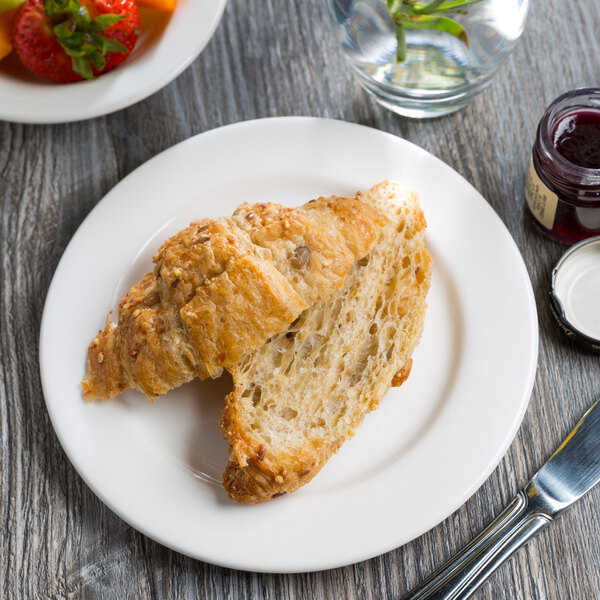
[2,0,600,598]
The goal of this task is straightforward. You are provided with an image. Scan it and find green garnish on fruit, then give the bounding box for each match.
[43,0,129,79]
[386,0,484,62]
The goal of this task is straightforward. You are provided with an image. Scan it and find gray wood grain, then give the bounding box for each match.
[2,0,600,598]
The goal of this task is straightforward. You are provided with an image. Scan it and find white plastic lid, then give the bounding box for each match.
[551,236,600,348]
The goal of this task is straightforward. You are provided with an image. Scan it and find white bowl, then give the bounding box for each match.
[0,0,227,124]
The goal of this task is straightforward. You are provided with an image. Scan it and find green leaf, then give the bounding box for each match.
[60,44,89,58]
[71,56,95,79]
[72,4,91,28]
[412,0,446,15]
[86,32,105,52]
[87,50,105,71]
[89,13,125,31]
[53,18,76,38]
[56,30,86,51]
[387,0,405,14]
[104,38,129,54]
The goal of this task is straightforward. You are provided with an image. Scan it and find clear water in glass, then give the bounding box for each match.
[329,0,529,118]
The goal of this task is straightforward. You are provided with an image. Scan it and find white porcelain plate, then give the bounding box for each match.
[0,0,226,124]
[40,117,538,573]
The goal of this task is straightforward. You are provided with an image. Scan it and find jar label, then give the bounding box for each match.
[525,157,558,230]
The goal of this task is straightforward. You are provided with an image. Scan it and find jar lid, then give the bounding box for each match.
[550,235,600,352]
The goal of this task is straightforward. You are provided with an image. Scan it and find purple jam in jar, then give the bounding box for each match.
[525,89,600,244]
[553,110,600,169]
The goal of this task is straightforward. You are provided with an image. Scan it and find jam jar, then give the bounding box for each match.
[525,88,600,244]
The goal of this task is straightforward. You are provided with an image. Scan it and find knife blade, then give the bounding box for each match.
[402,399,600,600]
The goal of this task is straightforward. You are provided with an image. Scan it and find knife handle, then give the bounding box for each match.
[401,490,553,600]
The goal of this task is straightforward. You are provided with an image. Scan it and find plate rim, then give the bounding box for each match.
[39,116,539,572]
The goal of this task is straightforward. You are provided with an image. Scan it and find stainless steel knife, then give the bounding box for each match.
[402,400,600,600]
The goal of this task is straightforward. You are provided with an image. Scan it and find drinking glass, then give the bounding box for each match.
[328,0,530,118]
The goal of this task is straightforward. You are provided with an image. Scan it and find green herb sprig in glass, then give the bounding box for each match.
[386,0,484,62]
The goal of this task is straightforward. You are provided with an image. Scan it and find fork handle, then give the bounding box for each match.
[402,491,553,600]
